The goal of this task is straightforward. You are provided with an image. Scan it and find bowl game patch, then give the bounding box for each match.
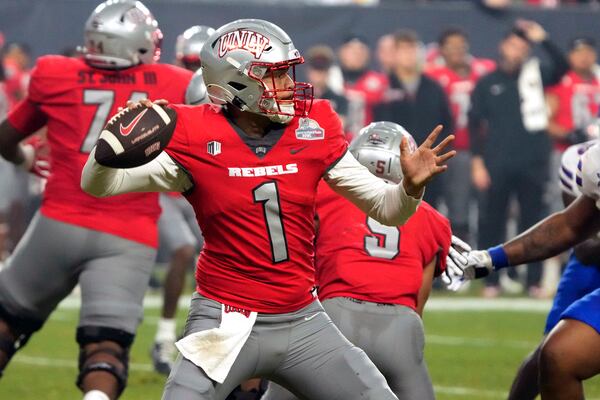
[295,118,324,140]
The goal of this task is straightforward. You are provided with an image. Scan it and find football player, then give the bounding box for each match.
[0,1,192,400]
[507,140,600,400]
[262,122,452,400]
[81,19,455,400]
[152,24,215,376]
[451,139,600,400]
[425,27,495,242]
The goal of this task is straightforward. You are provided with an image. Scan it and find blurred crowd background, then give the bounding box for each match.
[1,0,600,298]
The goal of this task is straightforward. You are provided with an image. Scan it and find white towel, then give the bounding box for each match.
[518,57,549,132]
[175,304,257,383]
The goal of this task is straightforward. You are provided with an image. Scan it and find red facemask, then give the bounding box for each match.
[248,57,314,118]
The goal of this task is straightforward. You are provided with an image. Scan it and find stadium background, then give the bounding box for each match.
[1,1,599,64]
[1,0,600,399]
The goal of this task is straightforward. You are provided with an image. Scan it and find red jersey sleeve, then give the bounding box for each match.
[7,98,47,136]
[164,103,194,171]
[313,99,348,170]
[5,57,58,135]
[26,56,72,105]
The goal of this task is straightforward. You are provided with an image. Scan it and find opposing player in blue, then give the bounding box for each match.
[455,139,600,400]
[507,140,600,399]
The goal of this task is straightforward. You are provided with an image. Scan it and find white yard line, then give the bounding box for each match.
[11,354,600,400]
[9,355,508,398]
[426,334,537,349]
[434,385,506,398]
[55,295,553,312]
[425,297,552,312]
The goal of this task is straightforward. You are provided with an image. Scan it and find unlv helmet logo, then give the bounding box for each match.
[218,30,271,59]
[367,133,388,146]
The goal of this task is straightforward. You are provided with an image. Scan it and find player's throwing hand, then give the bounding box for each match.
[400,125,455,198]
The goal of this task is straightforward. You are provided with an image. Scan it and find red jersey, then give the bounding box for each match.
[425,59,495,150]
[547,70,600,152]
[345,70,388,138]
[315,182,451,310]
[8,55,192,247]
[164,100,348,313]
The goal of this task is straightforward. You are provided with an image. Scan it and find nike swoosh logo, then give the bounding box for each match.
[119,109,148,136]
[290,146,308,155]
[304,313,320,321]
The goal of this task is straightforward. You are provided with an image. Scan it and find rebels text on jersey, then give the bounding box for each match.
[164,100,348,313]
[7,56,192,247]
[315,181,451,309]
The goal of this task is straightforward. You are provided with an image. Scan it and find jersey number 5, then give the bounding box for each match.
[253,181,289,263]
[364,217,400,259]
[81,89,149,153]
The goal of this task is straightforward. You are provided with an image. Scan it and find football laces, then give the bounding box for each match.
[107,106,133,127]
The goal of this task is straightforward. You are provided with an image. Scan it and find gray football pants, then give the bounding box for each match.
[263,297,435,400]
[162,293,398,400]
[0,212,156,334]
[158,194,203,257]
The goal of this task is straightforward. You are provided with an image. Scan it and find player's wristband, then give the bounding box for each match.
[487,245,509,270]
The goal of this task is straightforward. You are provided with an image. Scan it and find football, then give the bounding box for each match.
[94,103,177,169]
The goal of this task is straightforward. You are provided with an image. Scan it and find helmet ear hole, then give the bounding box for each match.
[228,81,247,91]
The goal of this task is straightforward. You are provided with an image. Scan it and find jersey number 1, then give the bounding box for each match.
[364,217,400,259]
[253,182,289,263]
[81,89,149,153]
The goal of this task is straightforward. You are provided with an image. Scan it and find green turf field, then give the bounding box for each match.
[2,295,600,400]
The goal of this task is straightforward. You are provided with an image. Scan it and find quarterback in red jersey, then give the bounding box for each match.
[263,122,451,400]
[425,27,495,241]
[82,19,455,400]
[0,1,191,399]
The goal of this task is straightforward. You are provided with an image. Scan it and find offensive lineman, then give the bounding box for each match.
[81,19,455,400]
[0,1,192,400]
[453,138,600,399]
[152,24,215,376]
[263,122,452,400]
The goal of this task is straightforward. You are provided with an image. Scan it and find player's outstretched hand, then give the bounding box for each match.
[442,235,470,291]
[445,247,494,290]
[400,125,455,198]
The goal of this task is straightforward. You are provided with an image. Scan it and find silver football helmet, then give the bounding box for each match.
[185,69,210,105]
[350,121,417,184]
[201,19,313,124]
[83,0,162,69]
[176,25,216,71]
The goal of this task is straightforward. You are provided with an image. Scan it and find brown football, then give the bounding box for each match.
[95,104,177,169]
